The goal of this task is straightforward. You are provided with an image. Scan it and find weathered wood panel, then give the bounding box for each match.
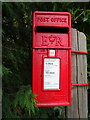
[66,28,88,118]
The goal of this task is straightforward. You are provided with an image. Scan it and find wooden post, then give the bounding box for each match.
[65,28,88,118]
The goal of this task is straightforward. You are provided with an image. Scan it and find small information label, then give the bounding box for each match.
[44,58,60,90]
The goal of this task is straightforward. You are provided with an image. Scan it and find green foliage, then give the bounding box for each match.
[13,85,38,117]
[2,86,38,119]
[2,2,90,119]
[2,65,12,76]
[2,92,18,118]
[31,106,65,119]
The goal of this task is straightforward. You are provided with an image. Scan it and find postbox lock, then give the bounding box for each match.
[40,75,42,77]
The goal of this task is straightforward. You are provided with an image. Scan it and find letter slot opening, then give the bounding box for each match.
[36,26,69,33]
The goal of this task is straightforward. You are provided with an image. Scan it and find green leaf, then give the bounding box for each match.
[83,17,88,22]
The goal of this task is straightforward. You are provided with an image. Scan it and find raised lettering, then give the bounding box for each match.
[50,17,67,23]
[37,17,49,22]
[41,36,49,46]
[56,37,64,46]
[49,35,56,44]
[41,35,64,46]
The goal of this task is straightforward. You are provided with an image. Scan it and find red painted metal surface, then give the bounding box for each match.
[32,11,72,106]
[72,83,89,86]
[71,50,88,55]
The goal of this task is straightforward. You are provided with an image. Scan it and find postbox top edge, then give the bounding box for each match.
[33,11,71,16]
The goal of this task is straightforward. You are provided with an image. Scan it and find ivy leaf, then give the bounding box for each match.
[83,17,88,22]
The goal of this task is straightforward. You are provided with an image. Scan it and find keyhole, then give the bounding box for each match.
[40,75,42,77]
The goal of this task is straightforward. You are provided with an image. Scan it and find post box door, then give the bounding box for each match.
[32,49,71,106]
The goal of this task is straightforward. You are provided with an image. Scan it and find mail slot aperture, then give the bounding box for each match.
[36,26,69,33]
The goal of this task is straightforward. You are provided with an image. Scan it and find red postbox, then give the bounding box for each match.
[32,11,72,107]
